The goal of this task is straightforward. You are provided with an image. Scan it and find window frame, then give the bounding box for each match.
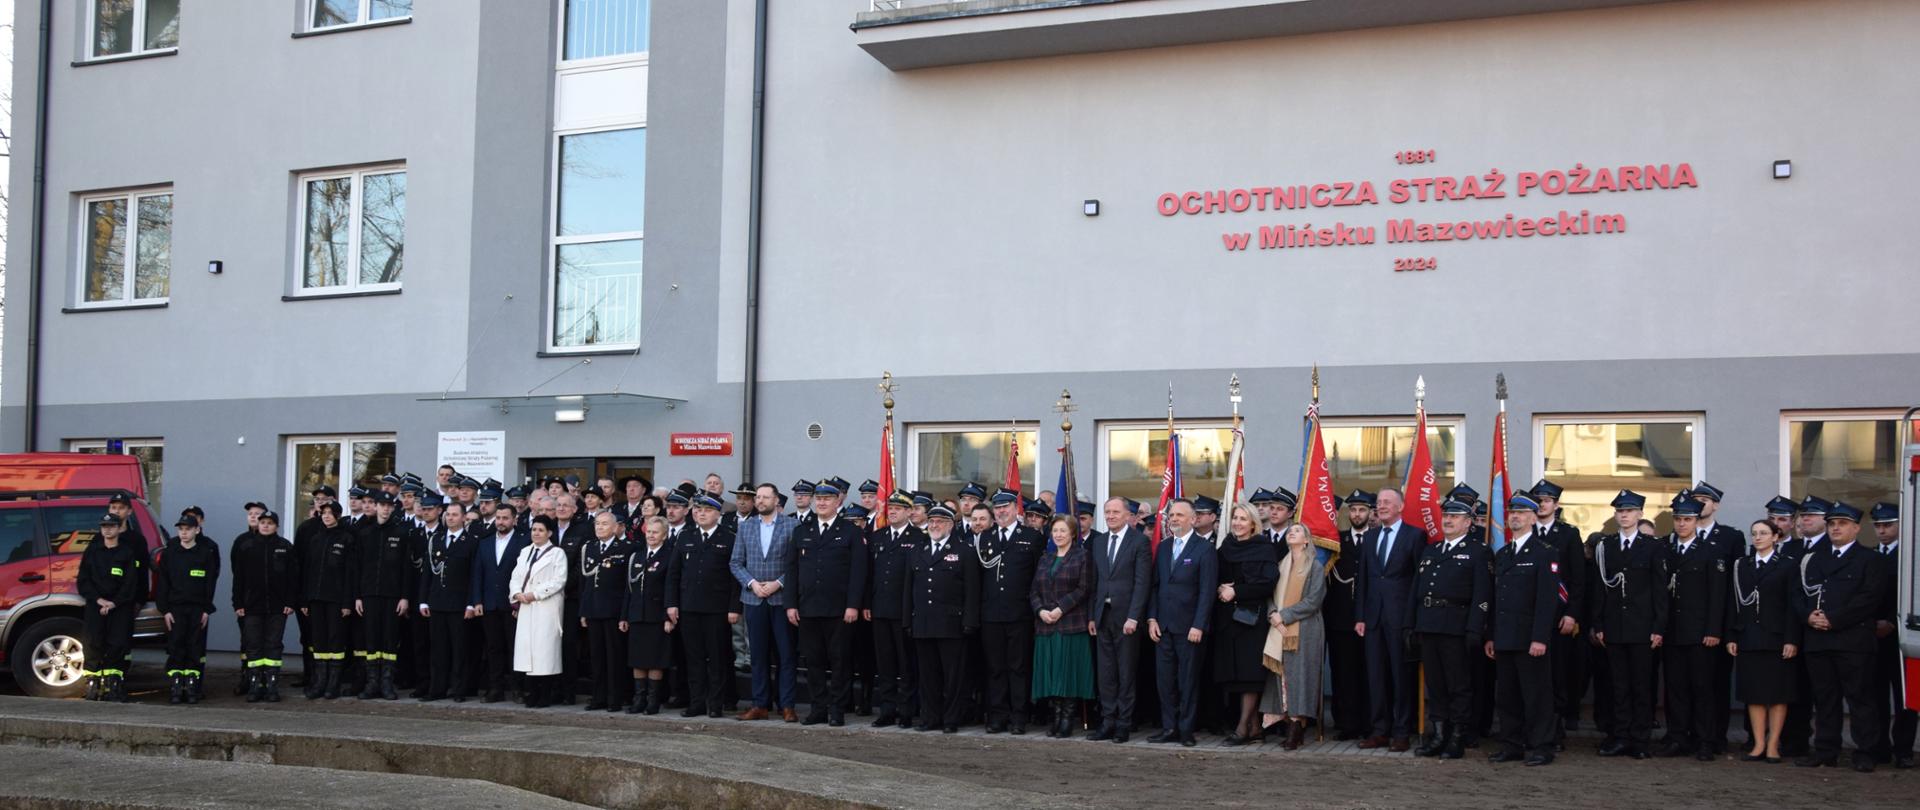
[291,163,407,298]
[1093,419,1243,508]
[1777,408,1905,497]
[283,434,397,522]
[306,0,412,33]
[73,186,173,309]
[1315,414,1468,490]
[556,0,652,69]
[83,0,181,63]
[66,438,165,510]
[904,422,1040,500]
[1531,412,1705,483]
[545,124,646,353]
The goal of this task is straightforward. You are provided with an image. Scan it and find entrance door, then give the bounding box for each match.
[523,457,654,498]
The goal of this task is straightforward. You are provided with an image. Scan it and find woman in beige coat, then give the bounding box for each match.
[511,514,570,707]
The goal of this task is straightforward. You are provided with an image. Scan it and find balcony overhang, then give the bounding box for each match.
[853,0,1684,71]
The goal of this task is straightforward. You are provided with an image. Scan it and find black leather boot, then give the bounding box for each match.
[264,667,282,702]
[627,679,648,714]
[1416,723,1446,757]
[169,676,185,705]
[358,663,380,700]
[322,662,343,699]
[379,662,399,700]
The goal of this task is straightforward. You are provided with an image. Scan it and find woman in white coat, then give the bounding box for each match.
[511,514,570,707]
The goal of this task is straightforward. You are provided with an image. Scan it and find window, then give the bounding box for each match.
[77,189,171,307]
[0,510,41,565]
[296,165,405,294]
[1782,411,1902,510]
[564,0,650,62]
[1319,417,1463,513]
[1098,421,1239,507]
[1536,414,1703,536]
[311,0,411,30]
[69,440,165,512]
[42,506,108,556]
[907,425,1038,504]
[89,0,179,60]
[550,128,644,349]
[286,435,396,521]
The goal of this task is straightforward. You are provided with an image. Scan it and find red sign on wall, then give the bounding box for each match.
[670,433,734,456]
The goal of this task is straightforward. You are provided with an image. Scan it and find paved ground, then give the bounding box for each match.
[5,651,1916,809]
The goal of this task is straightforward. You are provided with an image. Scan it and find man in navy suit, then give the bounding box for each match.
[468,503,529,703]
[730,483,800,722]
[1147,500,1216,747]
[1356,487,1421,751]
[1089,497,1153,743]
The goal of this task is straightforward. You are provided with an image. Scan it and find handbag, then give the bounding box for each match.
[1231,605,1261,626]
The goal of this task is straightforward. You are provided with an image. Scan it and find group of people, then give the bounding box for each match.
[75,466,1914,773]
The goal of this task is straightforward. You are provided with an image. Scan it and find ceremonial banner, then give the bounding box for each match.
[1297,399,1342,559]
[875,420,896,530]
[1487,409,1512,551]
[1405,401,1445,544]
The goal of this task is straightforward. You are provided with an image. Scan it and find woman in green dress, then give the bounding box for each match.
[1031,514,1095,738]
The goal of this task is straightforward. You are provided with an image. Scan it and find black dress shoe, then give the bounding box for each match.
[1524,753,1553,767]
[1630,749,1653,760]
[986,721,1007,735]
[1895,754,1915,769]
[708,708,723,718]
[1010,720,1027,735]
[1851,756,1876,773]
[681,706,704,718]
[1179,735,1197,748]
[871,713,897,728]
[1488,750,1523,763]
[801,713,827,726]
[584,701,606,711]
[913,722,934,732]
[420,694,443,703]
[1740,753,1766,762]
[1112,731,1130,744]
[1087,725,1114,742]
[1596,740,1629,757]
[452,695,466,703]
[1794,754,1835,768]
[828,710,845,727]
[897,716,914,729]
[1694,751,1715,762]
[1656,742,1688,758]
[1221,734,1248,747]
[1147,730,1176,744]
[942,725,958,734]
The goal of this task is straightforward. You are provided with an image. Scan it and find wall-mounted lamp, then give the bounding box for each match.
[555,395,588,423]
[1772,160,1792,180]
[207,260,224,274]
[1083,199,1100,217]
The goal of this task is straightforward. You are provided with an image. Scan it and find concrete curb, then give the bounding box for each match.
[0,696,1065,810]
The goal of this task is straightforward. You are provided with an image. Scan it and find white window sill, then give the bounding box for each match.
[282,287,403,302]
[71,48,178,68]
[62,300,169,314]
[293,17,413,39]
[539,345,641,358]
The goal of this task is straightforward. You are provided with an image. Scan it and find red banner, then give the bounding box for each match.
[1298,413,1340,544]
[1404,408,1444,544]
[876,421,896,530]
[669,433,733,456]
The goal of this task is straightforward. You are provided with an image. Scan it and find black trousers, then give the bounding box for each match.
[585,616,629,706]
[1782,656,1814,755]
[916,637,968,726]
[681,611,732,710]
[1155,633,1201,734]
[402,612,430,688]
[1419,633,1473,729]
[294,609,314,683]
[239,611,288,667]
[1807,648,1879,757]
[84,606,137,676]
[561,596,583,692]
[1365,622,1415,737]
[162,608,209,676]
[427,611,470,698]
[307,601,347,662]
[360,597,401,662]
[1496,649,1555,755]
[871,617,914,717]
[1662,643,1717,750]
[1551,631,1583,725]
[1094,609,1141,729]
[799,616,853,714]
[1607,642,1656,746]
[1327,623,1370,737]
[478,609,516,695]
[1471,647,1496,736]
[980,620,1034,723]
[1587,635,1615,736]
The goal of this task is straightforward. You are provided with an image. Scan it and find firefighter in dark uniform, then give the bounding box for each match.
[1593,490,1669,758]
[419,498,478,702]
[664,494,739,718]
[78,513,146,702]
[581,510,634,711]
[867,491,925,728]
[300,502,358,700]
[1792,501,1894,772]
[232,511,300,703]
[155,514,220,704]
[1870,502,1915,768]
[1409,499,1493,758]
[557,494,597,705]
[1660,495,1728,760]
[1691,480,1744,754]
[786,478,869,726]
[355,492,413,700]
[906,505,981,733]
[1529,478,1587,742]
[1326,489,1373,740]
[976,487,1046,735]
[1487,493,1561,766]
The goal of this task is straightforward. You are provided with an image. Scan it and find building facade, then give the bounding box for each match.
[5,0,1916,649]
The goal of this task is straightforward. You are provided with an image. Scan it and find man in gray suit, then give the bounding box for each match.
[1088,497,1153,743]
[730,483,800,722]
